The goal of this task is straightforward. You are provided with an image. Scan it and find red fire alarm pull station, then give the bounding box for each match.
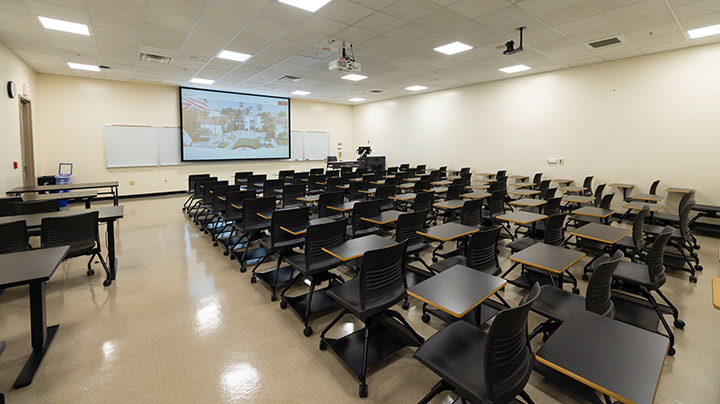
[13,162,18,169]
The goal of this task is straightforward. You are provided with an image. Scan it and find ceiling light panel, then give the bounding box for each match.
[190,78,215,84]
[499,65,531,73]
[278,0,333,13]
[217,50,252,62]
[39,16,89,35]
[434,42,473,55]
[688,24,720,39]
[341,74,368,81]
[405,85,427,91]
[68,62,99,71]
[291,90,311,95]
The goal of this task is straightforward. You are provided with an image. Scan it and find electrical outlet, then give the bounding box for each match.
[558,158,564,165]
[547,157,558,165]
[129,181,135,186]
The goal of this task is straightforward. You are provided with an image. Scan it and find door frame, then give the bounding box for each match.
[19,95,35,187]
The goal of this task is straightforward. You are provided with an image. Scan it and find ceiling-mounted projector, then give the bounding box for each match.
[328,40,361,72]
[503,27,526,55]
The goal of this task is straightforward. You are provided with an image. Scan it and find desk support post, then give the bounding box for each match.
[15,281,59,388]
[105,218,117,286]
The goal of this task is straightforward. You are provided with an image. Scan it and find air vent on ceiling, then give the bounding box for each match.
[278,75,303,82]
[368,89,384,94]
[138,53,172,64]
[587,37,622,49]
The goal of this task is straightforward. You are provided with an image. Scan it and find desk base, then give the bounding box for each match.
[14,324,58,388]
[405,265,432,289]
[534,362,605,404]
[423,300,504,327]
[231,247,267,266]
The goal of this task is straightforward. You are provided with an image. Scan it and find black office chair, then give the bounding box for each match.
[183,174,210,211]
[326,169,340,178]
[643,201,701,282]
[11,200,60,215]
[0,197,22,217]
[192,180,226,224]
[263,179,283,199]
[246,174,266,195]
[319,241,424,398]
[460,199,482,227]
[230,196,275,271]
[653,193,699,249]
[219,190,256,256]
[413,180,430,194]
[251,206,308,301]
[326,177,346,193]
[348,181,369,201]
[396,210,432,290]
[580,175,594,196]
[567,193,614,228]
[481,191,514,240]
[281,184,306,208]
[528,250,623,341]
[614,206,650,263]
[0,220,29,254]
[278,169,294,184]
[535,179,551,193]
[414,284,540,404]
[318,191,345,220]
[309,168,324,176]
[187,176,218,217]
[437,166,447,179]
[416,164,426,174]
[308,174,325,195]
[204,184,240,237]
[429,170,442,183]
[234,171,252,187]
[413,191,436,225]
[375,185,396,212]
[292,171,309,185]
[530,172,542,189]
[429,227,502,275]
[346,199,382,238]
[611,226,684,355]
[41,211,111,284]
[507,213,566,254]
[282,219,346,336]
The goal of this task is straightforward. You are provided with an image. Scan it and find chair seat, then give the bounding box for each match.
[285,254,342,276]
[407,240,428,255]
[326,278,405,321]
[430,256,466,273]
[568,214,601,224]
[530,285,584,323]
[506,237,538,253]
[258,236,304,252]
[346,225,381,238]
[653,212,679,223]
[614,236,637,250]
[240,222,270,233]
[64,241,98,259]
[644,224,680,238]
[612,261,653,288]
[413,321,491,404]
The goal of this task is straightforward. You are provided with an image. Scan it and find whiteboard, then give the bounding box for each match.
[105,125,158,168]
[104,125,182,167]
[289,131,329,161]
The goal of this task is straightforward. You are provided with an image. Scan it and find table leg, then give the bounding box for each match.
[105,218,117,286]
[85,198,91,209]
[113,186,119,206]
[14,281,59,388]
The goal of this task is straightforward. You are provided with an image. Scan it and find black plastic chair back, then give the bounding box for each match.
[586,250,623,317]
[649,180,660,195]
[485,283,540,403]
[531,173,542,187]
[405,168,417,178]
[414,192,434,215]
[212,184,239,211]
[598,193,614,209]
[225,191,255,220]
[678,201,695,241]
[12,200,60,215]
[263,179,283,197]
[416,164,426,174]
[384,177,400,186]
[544,197,562,216]
[270,206,308,247]
[446,184,463,200]
[399,164,410,171]
[304,219,346,268]
[631,206,650,250]
[543,214,566,246]
[414,181,430,194]
[362,173,377,182]
[351,200,381,234]
[387,167,399,175]
[242,196,276,230]
[593,184,606,203]
[340,167,353,176]
[582,176,593,191]
[278,170,294,182]
[460,173,472,188]
[0,221,28,254]
[459,167,471,176]
[326,170,340,178]
[292,172,309,184]
[430,170,441,182]
[0,197,22,217]
[396,210,426,245]
[318,192,345,218]
[461,200,482,227]
[356,168,368,176]
[644,227,674,287]
[488,181,502,193]
[538,180,551,192]
[676,192,692,216]
[247,174,266,193]
[309,168,324,176]
[308,174,325,193]
[41,211,100,259]
[188,174,210,192]
[326,177,346,192]
[202,180,226,204]
[234,172,252,186]
[488,191,504,216]
[359,241,408,311]
[541,187,557,200]
[194,177,218,199]
[349,181,369,201]
[466,228,500,272]
[282,184,306,207]
[375,185,396,205]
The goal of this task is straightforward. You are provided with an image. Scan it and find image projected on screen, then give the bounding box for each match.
[180,87,290,161]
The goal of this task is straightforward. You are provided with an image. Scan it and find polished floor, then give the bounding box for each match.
[0,195,718,403]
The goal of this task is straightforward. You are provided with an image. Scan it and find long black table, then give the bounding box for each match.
[0,206,124,286]
[21,190,98,208]
[6,181,119,206]
[0,246,69,388]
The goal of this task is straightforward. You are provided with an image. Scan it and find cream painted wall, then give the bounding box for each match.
[34,75,353,196]
[353,43,720,208]
[0,41,36,191]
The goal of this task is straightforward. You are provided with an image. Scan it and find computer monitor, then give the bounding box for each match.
[326,155,338,162]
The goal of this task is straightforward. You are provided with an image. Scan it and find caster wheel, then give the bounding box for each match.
[87,269,95,276]
[432,257,438,263]
[303,327,313,337]
[271,295,277,302]
[250,276,256,283]
[690,276,697,283]
[240,266,247,273]
[213,241,218,246]
[230,254,236,260]
[103,280,112,287]
[402,301,409,310]
[694,245,701,250]
[280,300,288,309]
[696,265,703,271]
[668,347,676,356]
[582,274,589,281]
[223,251,229,256]
[572,287,580,295]
[422,313,431,323]
[319,340,327,350]
[359,384,368,398]
[204,230,208,234]
[542,333,549,342]
[674,319,685,329]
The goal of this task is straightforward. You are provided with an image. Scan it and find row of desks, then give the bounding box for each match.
[6,181,120,206]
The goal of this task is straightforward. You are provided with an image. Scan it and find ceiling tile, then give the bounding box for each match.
[318,0,375,25]
[259,1,313,26]
[383,0,441,22]
[353,12,405,34]
[210,0,271,15]
[201,6,254,29]
[244,18,293,37]
[148,0,206,19]
[536,2,599,26]
[447,0,508,19]
[297,15,348,36]
[191,22,239,41]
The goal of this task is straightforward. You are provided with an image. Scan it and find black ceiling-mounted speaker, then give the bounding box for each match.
[503,27,526,55]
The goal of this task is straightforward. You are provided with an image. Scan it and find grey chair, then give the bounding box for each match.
[0,221,29,254]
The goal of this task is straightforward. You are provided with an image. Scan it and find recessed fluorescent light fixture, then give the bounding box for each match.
[38,16,89,35]
[348,97,366,102]
[434,41,473,55]
[688,23,720,39]
[405,85,427,91]
[190,78,215,85]
[67,62,99,71]
[341,74,367,81]
[279,0,332,12]
[217,50,252,62]
[499,64,531,73]
[291,90,311,95]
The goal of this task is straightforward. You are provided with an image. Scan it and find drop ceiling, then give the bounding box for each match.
[1,0,719,105]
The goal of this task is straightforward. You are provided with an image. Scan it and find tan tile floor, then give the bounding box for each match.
[1,195,719,403]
